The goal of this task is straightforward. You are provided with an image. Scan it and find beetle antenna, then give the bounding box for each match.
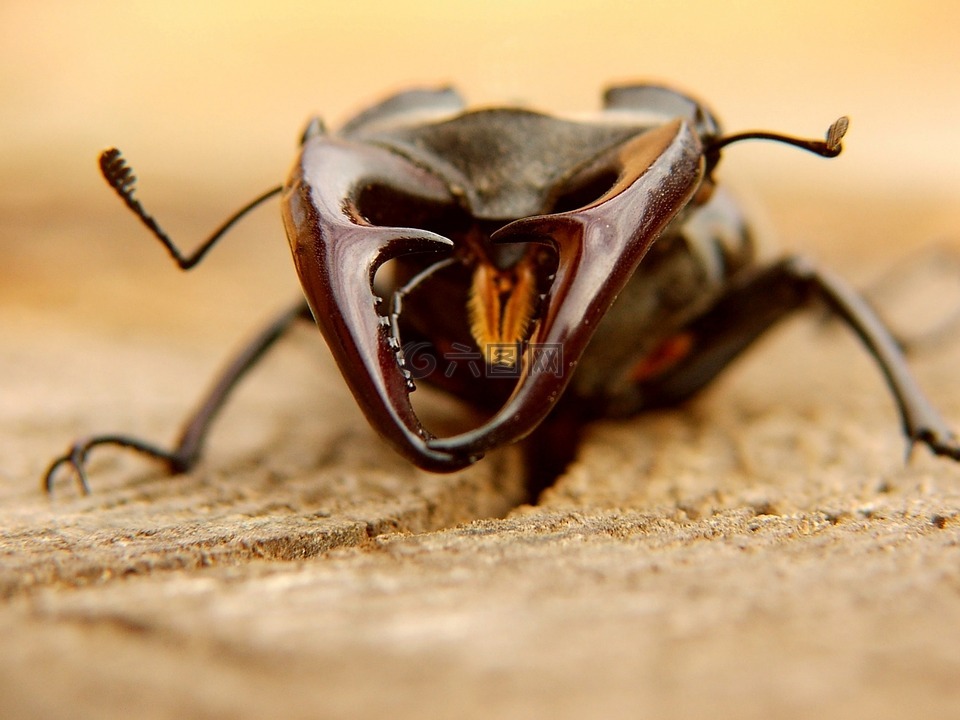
[705,116,849,161]
[99,148,283,270]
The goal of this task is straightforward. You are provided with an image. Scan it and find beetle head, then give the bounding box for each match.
[281,87,710,470]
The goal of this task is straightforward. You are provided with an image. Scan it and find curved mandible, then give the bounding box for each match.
[429,119,706,456]
[282,136,475,471]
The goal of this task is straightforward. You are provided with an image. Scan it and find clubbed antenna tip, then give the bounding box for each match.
[100,148,136,197]
[706,114,851,159]
[825,116,850,155]
[96,147,282,270]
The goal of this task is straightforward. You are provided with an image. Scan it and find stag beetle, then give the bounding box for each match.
[45,84,960,494]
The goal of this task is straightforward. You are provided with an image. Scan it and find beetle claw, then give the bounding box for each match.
[43,445,93,496]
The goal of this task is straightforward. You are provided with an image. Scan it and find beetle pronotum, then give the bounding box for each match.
[45,84,960,494]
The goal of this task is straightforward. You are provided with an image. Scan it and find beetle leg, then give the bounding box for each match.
[44,299,312,494]
[628,255,960,460]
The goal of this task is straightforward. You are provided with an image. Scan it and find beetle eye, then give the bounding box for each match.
[547,169,620,214]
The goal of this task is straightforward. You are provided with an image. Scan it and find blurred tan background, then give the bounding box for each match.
[3,0,960,352]
[3,4,960,719]
[3,0,960,201]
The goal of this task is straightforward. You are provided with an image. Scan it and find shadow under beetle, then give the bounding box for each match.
[45,84,960,494]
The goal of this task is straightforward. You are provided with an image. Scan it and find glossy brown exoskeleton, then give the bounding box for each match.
[46,84,960,493]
